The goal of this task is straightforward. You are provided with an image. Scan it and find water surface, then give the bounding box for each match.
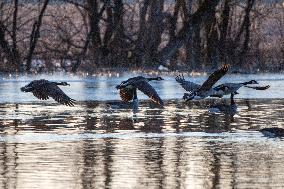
[0,73,283,189]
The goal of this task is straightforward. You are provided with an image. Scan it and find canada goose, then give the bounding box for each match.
[21,79,75,106]
[176,64,229,101]
[208,93,237,115]
[212,80,270,97]
[260,128,284,138]
[116,76,164,112]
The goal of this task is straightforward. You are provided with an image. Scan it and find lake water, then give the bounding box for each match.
[0,73,283,189]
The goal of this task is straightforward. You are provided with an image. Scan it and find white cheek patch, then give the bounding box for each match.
[193,96,203,100]
[208,108,221,113]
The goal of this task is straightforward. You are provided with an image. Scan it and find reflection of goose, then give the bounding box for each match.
[116,76,164,112]
[260,128,284,138]
[208,93,237,115]
[21,79,75,106]
[176,64,229,100]
[213,80,270,97]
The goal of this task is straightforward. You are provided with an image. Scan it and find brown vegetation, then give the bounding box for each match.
[0,0,283,73]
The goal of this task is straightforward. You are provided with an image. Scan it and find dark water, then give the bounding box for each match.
[0,73,284,188]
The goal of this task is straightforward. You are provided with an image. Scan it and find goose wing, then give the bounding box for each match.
[43,83,75,106]
[198,64,229,92]
[244,85,270,90]
[29,80,50,100]
[116,76,145,89]
[133,80,163,106]
[119,88,134,102]
[32,90,49,100]
[175,75,200,92]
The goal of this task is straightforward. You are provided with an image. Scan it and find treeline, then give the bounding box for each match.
[0,0,283,73]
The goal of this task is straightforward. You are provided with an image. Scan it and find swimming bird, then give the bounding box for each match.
[116,76,164,112]
[212,80,270,97]
[208,93,237,116]
[21,79,75,106]
[260,128,284,138]
[176,64,229,101]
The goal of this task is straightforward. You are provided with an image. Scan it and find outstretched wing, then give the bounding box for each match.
[198,64,229,92]
[32,90,49,100]
[133,80,163,106]
[30,80,50,100]
[44,84,76,106]
[119,88,134,102]
[244,85,270,90]
[116,76,145,89]
[175,75,200,92]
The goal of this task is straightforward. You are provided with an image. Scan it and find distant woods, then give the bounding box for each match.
[0,0,283,73]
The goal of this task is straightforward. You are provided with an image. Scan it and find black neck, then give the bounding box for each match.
[52,82,65,85]
[147,77,159,81]
[230,93,235,105]
[133,89,137,100]
[241,81,251,85]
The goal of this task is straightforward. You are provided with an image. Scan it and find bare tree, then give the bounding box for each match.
[26,0,50,72]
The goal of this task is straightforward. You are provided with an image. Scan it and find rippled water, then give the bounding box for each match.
[0,73,284,189]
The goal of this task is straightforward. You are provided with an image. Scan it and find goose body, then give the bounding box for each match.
[260,128,284,138]
[208,93,237,115]
[21,79,75,106]
[213,80,270,97]
[116,76,164,111]
[176,64,229,101]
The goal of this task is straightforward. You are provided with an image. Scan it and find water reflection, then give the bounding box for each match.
[0,99,284,188]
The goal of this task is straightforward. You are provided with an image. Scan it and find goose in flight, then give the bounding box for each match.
[21,79,75,106]
[116,76,164,112]
[208,93,237,116]
[176,64,229,101]
[212,80,270,97]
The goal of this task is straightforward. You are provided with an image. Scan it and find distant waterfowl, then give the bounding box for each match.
[260,128,284,138]
[21,79,75,106]
[176,64,229,101]
[213,80,270,97]
[208,93,237,115]
[116,76,164,112]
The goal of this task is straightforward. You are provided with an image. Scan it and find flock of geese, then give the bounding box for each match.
[20,64,282,137]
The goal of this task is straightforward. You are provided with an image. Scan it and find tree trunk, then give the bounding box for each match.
[237,0,255,67]
[158,0,221,66]
[72,0,106,72]
[143,0,164,66]
[219,0,231,63]
[0,21,21,72]
[26,0,49,72]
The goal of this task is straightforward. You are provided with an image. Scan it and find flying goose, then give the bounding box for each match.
[260,128,284,138]
[116,76,164,112]
[212,80,270,97]
[21,79,75,106]
[208,93,237,116]
[176,64,229,101]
